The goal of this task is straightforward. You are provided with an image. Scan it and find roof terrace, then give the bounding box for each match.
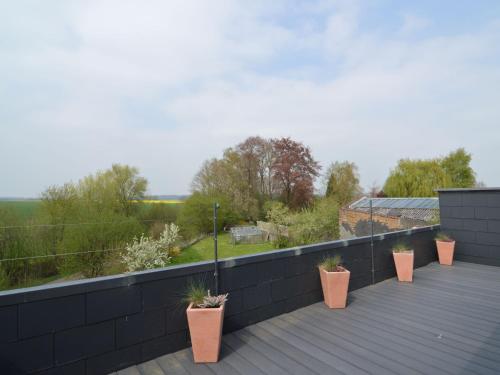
[0,188,499,375]
[118,261,500,375]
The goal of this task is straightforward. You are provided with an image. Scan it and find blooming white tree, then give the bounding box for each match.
[122,223,180,272]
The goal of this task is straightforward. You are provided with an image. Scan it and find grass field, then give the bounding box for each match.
[171,233,275,265]
[0,200,41,221]
[0,200,183,222]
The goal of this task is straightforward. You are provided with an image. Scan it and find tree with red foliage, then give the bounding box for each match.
[271,137,320,208]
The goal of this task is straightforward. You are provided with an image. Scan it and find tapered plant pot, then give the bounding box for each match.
[319,266,350,308]
[186,303,225,363]
[393,251,414,282]
[436,240,455,266]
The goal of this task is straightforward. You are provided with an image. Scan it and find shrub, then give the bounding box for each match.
[265,198,340,248]
[265,202,291,248]
[122,223,180,272]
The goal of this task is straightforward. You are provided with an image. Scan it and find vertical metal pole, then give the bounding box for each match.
[370,199,375,285]
[213,202,219,295]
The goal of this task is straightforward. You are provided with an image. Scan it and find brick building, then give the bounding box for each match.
[340,197,439,238]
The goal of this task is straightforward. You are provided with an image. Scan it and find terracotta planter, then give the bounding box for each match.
[186,303,225,363]
[436,240,455,266]
[319,266,350,308]
[393,251,414,282]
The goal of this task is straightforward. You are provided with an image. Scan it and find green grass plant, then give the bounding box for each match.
[319,254,343,272]
[393,242,412,253]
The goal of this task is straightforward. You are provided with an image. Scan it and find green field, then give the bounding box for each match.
[0,200,183,222]
[0,200,41,221]
[171,233,275,265]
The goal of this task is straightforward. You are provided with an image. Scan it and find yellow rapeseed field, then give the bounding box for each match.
[132,200,184,204]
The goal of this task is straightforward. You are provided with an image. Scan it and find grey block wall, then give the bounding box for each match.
[438,188,500,266]
[0,226,438,375]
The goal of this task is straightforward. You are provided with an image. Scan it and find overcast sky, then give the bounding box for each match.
[1,0,500,197]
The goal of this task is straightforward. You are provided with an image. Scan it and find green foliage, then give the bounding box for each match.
[36,164,149,278]
[139,203,182,238]
[383,149,476,197]
[176,192,240,239]
[435,232,453,242]
[265,201,290,226]
[384,159,450,197]
[319,255,343,272]
[139,203,181,224]
[393,242,412,253]
[265,198,339,248]
[0,208,31,286]
[325,161,362,207]
[60,210,144,277]
[78,164,147,217]
[441,148,476,188]
[265,202,291,248]
[289,198,340,246]
[183,280,207,306]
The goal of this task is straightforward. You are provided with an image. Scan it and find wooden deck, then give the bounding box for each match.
[115,261,500,375]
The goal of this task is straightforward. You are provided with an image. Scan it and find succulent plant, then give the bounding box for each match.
[184,282,228,308]
[197,290,229,308]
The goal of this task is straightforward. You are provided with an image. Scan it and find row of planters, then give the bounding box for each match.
[392,232,455,282]
[183,232,456,363]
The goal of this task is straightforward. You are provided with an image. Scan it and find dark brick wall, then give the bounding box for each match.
[439,188,500,266]
[0,226,438,375]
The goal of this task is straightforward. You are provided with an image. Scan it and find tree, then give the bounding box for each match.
[39,183,79,256]
[265,201,291,248]
[192,151,260,221]
[290,198,339,246]
[176,192,240,239]
[384,159,451,197]
[383,148,477,197]
[271,137,320,208]
[0,208,30,286]
[78,164,147,216]
[265,198,339,248]
[324,161,362,207]
[236,136,276,199]
[39,164,148,277]
[441,148,476,188]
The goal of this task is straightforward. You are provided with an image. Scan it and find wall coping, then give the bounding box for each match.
[437,188,500,192]
[0,225,439,307]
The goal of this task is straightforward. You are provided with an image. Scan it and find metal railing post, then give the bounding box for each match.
[213,202,220,295]
[370,199,375,284]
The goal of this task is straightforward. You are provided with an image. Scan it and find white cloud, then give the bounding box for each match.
[1,1,500,196]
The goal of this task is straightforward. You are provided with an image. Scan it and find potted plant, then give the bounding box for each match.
[318,255,350,308]
[185,283,228,363]
[392,243,414,282]
[435,232,455,266]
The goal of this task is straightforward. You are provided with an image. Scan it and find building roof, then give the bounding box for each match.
[347,197,439,222]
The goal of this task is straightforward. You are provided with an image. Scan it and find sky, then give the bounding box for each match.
[1,0,500,197]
